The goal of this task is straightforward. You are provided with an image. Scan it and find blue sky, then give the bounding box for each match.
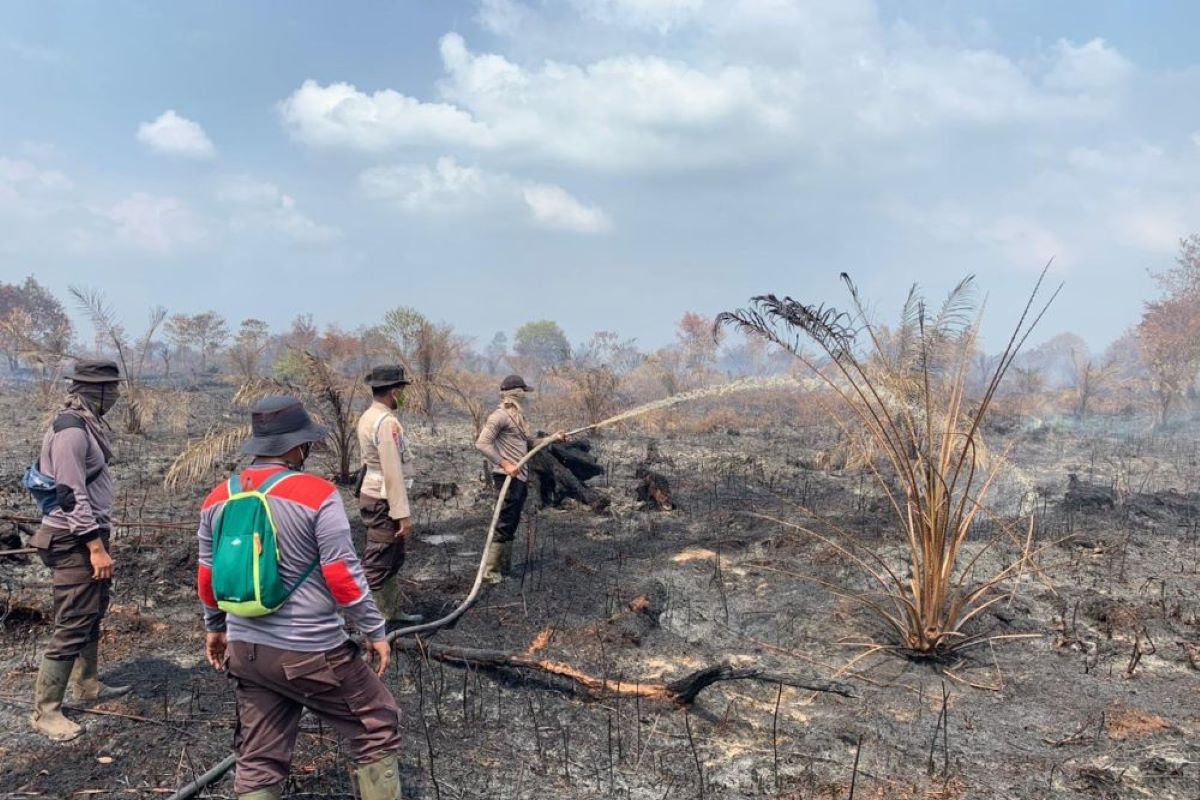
[3,1,1199,352]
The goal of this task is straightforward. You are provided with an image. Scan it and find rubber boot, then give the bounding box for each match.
[371,579,403,620]
[355,753,401,800]
[482,542,504,584]
[237,787,283,800]
[30,657,82,741]
[498,541,513,575]
[70,640,131,702]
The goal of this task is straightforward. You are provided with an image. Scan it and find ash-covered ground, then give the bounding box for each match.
[1,387,1199,799]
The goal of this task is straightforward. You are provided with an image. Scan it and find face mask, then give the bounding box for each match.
[392,389,406,410]
[98,385,120,417]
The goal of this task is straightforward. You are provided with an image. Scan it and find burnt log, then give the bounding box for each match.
[394,638,855,704]
[1064,473,1115,512]
[548,440,605,481]
[528,438,609,512]
[412,481,459,502]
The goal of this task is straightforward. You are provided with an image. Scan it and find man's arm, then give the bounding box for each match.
[314,495,387,642]
[377,419,411,521]
[474,410,506,467]
[196,508,226,635]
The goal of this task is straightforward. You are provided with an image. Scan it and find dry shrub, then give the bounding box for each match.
[135,389,192,435]
[719,270,1059,656]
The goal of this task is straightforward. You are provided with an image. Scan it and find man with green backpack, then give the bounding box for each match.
[197,396,402,800]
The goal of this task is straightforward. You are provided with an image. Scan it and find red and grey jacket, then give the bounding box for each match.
[196,464,386,648]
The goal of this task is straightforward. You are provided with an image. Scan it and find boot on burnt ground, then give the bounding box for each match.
[31,656,82,741]
[355,753,402,800]
[70,640,131,702]
[482,541,505,584]
[237,786,283,800]
[497,541,513,574]
[371,580,423,627]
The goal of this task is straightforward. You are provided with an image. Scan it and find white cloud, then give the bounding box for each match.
[1043,38,1133,92]
[522,183,612,233]
[217,176,341,244]
[279,18,1132,173]
[361,156,612,234]
[277,79,492,152]
[136,110,217,159]
[101,193,205,253]
[981,215,1066,269]
[1116,206,1186,254]
[476,0,537,37]
[360,158,492,213]
[0,157,73,199]
[572,0,704,32]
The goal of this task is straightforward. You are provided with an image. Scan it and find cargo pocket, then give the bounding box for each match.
[281,652,341,697]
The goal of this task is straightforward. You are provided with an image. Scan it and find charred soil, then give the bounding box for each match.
[1,388,1199,799]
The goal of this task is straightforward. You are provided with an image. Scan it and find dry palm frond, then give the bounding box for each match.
[298,350,362,484]
[164,424,252,490]
[233,377,292,407]
[719,265,1060,657]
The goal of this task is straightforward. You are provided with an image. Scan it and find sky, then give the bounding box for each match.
[2,0,1199,353]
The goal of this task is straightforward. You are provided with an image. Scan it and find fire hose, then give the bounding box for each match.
[162,378,787,798]
[164,426,589,799]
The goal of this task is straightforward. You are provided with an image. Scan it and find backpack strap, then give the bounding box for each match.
[254,469,318,601]
[258,469,298,495]
[372,411,392,448]
[52,414,86,433]
[227,474,242,495]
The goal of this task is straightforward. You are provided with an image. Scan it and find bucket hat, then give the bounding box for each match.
[500,374,534,392]
[64,359,124,384]
[364,364,411,388]
[240,396,329,456]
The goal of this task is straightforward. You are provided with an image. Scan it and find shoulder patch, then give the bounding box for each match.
[201,481,231,512]
[52,414,86,434]
[267,473,337,511]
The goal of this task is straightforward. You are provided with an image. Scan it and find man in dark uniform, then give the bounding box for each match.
[30,359,130,741]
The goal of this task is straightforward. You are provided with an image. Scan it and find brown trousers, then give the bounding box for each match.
[358,496,406,590]
[227,640,401,794]
[32,526,111,661]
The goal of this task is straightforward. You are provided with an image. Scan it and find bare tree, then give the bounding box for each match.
[228,318,271,381]
[1069,350,1116,420]
[382,306,462,414]
[70,286,166,434]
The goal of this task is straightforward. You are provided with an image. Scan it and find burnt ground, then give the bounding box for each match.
[1,387,1199,799]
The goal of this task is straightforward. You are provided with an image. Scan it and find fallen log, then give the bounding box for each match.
[529,447,610,511]
[395,638,856,703]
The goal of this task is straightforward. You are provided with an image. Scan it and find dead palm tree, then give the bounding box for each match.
[718,268,1060,657]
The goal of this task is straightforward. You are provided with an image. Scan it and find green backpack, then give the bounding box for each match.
[210,469,319,618]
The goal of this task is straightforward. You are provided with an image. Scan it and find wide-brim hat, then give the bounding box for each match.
[364,364,411,388]
[64,359,124,384]
[240,395,329,456]
[500,374,534,392]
